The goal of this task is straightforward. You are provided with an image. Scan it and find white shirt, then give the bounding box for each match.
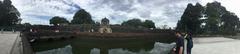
[184,34,188,54]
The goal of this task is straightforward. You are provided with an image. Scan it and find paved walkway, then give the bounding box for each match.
[192,37,240,54]
[0,32,20,54]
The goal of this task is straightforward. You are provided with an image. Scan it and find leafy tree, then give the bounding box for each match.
[49,16,69,25]
[143,20,155,28]
[22,23,31,31]
[176,3,204,34]
[220,12,239,35]
[0,0,20,26]
[23,23,31,27]
[204,1,228,33]
[121,18,156,28]
[177,1,240,35]
[121,18,142,28]
[71,9,94,24]
[176,3,193,32]
[190,3,204,33]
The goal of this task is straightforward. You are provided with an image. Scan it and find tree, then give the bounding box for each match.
[121,18,142,28]
[49,16,69,25]
[220,12,239,35]
[142,20,155,28]
[190,3,204,33]
[121,19,156,28]
[176,3,204,34]
[22,23,31,31]
[161,24,168,29]
[23,23,31,27]
[0,0,20,26]
[177,1,240,35]
[176,3,193,32]
[71,9,94,24]
[204,1,228,34]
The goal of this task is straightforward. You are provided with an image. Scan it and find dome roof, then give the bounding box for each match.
[101,17,109,23]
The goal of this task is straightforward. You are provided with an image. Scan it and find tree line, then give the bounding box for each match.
[50,9,156,29]
[176,1,240,35]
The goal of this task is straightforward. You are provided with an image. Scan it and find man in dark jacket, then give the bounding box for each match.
[175,31,184,54]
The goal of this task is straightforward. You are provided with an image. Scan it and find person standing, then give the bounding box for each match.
[186,32,193,54]
[182,32,188,54]
[174,31,184,54]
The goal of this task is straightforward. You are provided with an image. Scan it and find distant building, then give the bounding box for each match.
[99,17,112,33]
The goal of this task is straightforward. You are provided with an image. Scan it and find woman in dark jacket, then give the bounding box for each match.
[186,32,193,54]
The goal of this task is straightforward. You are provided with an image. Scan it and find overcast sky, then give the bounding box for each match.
[9,0,240,28]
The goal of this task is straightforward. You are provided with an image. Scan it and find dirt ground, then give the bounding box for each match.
[192,37,240,54]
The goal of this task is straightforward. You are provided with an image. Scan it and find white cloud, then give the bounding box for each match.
[11,0,80,25]
[78,0,200,27]
[10,0,240,28]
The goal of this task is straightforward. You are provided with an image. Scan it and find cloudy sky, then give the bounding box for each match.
[8,0,240,28]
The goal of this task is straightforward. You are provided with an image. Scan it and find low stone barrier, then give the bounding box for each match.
[23,31,176,43]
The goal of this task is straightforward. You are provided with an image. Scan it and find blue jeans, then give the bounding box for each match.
[187,48,192,54]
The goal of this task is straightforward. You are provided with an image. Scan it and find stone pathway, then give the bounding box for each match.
[192,37,240,54]
[0,32,20,54]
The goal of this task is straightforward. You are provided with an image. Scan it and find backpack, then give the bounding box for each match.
[186,34,193,48]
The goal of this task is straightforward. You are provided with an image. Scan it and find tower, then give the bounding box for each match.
[99,17,112,33]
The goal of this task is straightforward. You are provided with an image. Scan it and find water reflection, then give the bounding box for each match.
[90,48,100,54]
[88,42,175,54]
[33,39,175,54]
[36,42,175,54]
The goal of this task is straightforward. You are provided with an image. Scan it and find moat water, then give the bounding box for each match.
[32,38,175,54]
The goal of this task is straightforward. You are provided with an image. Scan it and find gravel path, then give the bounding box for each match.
[192,37,240,54]
[0,32,20,54]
